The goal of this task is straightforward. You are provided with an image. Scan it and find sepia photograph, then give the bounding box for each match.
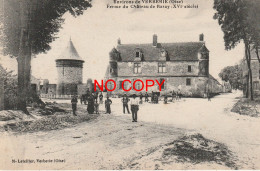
[0,0,260,170]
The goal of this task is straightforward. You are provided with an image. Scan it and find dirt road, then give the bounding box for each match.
[1,91,259,169]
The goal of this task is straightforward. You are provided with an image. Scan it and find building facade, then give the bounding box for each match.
[105,34,221,97]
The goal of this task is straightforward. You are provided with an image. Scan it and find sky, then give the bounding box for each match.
[0,0,244,83]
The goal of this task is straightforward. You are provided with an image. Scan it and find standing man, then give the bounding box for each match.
[176,89,180,101]
[139,93,143,104]
[154,93,158,104]
[121,93,130,114]
[85,88,90,104]
[99,92,104,104]
[151,91,154,103]
[130,94,139,122]
[144,92,149,102]
[83,94,87,105]
[105,96,112,114]
[172,90,175,101]
[94,98,99,114]
[94,91,98,102]
[71,95,78,116]
[164,94,168,104]
[207,90,211,101]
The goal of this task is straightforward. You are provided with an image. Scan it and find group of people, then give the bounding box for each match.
[71,90,184,122]
[121,93,140,122]
[71,90,113,116]
[171,89,182,101]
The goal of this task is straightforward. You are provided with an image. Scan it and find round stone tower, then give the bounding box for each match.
[56,39,84,95]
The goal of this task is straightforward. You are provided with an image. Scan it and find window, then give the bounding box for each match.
[188,65,192,72]
[159,78,165,90]
[161,50,167,57]
[198,52,202,59]
[136,51,140,58]
[134,63,141,74]
[119,81,123,90]
[133,79,141,90]
[158,62,166,73]
[61,83,65,95]
[186,78,191,86]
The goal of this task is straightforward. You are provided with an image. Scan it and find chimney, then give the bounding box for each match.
[199,33,204,41]
[117,38,121,45]
[153,34,157,47]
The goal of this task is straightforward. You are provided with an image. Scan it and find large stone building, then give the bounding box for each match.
[55,39,84,95]
[105,34,221,97]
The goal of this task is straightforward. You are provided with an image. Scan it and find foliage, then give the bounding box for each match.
[0,66,18,110]
[0,0,92,57]
[219,64,243,90]
[213,0,247,50]
[213,0,260,100]
[0,0,92,112]
[247,1,260,62]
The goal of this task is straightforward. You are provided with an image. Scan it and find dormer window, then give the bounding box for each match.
[136,51,140,58]
[161,49,167,57]
[198,52,202,59]
[134,48,144,61]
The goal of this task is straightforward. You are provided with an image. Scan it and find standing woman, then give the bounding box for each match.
[87,93,95,114]
[130,94,139,122]
[71,95,78,116]
[99,92,104,104]
[105,96,112,114]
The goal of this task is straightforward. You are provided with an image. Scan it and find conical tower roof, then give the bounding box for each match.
[56,39,84,61]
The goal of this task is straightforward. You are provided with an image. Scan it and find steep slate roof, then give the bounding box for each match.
[56,39,84,61]
[116,42,208,62]
[209,74,221,85]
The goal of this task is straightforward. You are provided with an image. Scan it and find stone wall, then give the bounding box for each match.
[106,76,209,97]
[117,61,200,77]
[57,66,83,84]
[56,66,83,95]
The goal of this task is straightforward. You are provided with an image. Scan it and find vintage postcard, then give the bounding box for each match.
[0,0,260,170]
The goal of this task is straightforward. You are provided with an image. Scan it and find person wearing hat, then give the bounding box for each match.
[121,93,130,114]
[99,92,104,104]
[87,93,95,114]
[139,92,143,104]
[105,96,112,114]
[71,95,78,116]
[144,92,149,102]
[130,94,139,122]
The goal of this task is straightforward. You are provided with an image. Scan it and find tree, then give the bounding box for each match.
[213,0,259,100]
[0,0,92,113]
[247,1,260,64]
[0,65,18,110]
[219,64,243,90]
